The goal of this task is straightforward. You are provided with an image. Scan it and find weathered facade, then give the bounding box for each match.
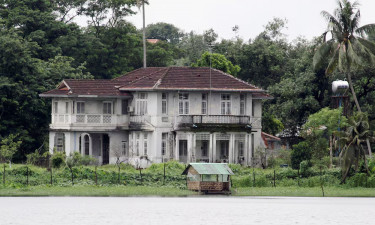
[40,67,271,165]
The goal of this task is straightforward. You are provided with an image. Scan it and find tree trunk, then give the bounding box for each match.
[347,73,372,157]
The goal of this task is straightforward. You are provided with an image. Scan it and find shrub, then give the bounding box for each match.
[51,152,66,168]
[291,141,311,169]
[26,150,50,167]
[300,160,313,177]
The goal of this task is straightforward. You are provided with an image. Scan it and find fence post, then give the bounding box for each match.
[163,162,166,185]
[273,170,276,188]
[26,166,29,186]
[3,164,5,185]
[95,166,98,186]
[297,169,300,187]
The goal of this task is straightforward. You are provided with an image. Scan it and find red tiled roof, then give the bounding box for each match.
[117,67,264,92]
[40,80,130,97]
[41,67,271,97]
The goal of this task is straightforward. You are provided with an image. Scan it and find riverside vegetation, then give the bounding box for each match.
[1,155,375,197]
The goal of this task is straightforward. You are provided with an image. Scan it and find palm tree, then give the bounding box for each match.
[336,112,372,183]
[313,0,375,157]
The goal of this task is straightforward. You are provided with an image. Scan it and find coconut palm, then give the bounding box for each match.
[335,112,372,183]
[313,0,375,156]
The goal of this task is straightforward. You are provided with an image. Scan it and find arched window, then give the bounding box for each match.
[84,135,90,155]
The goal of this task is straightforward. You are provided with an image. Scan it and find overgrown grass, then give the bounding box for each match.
[233,187,375,197]
[0,161,374,197]
[0,185,194,196]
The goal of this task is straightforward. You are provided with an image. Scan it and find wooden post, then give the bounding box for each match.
[95,166,98,186]
[118,166,121,184]
[3,164,5,185]
[26,166,29,186]
[320,166,325,197]
[297,169,300,187]
[329,135,333,168]
[273,169,276,188]
[163,162,166,185]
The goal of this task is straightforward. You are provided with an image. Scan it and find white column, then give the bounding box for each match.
[175,133,179,161]
[229,133,234,163]
[192,133,196,162]
[187,133,192,163]
[244,133,249,166]
[209,133,213,163]
[212,133,217,162]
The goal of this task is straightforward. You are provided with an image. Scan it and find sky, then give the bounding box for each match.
[122,0,375,42]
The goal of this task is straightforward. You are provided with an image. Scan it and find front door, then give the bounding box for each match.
[102,134,109,164]
[179,140,188,163]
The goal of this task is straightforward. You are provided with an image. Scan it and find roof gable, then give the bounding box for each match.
[182,163,234,175]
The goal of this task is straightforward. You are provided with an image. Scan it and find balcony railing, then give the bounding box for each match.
[129,115,151,123]
[52,114,127,125]
[177,115,251,124]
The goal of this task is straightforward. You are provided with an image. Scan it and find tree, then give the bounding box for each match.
[0,134,22,166]
[192,52,241,76]
[313,0,375,156]
[336,112,372,183]
[146,22,184,45]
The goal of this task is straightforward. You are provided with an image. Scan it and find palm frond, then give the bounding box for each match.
[337,43,349,72]
[313,40,335,70]
[350,10,361,33]
[355,24,375,37]
[321,10,341,31]
[325,43,340,74]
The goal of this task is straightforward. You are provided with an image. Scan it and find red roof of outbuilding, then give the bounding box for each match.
[41,67,271,97]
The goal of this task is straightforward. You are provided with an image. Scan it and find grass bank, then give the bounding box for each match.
[233,187,375,197]
[0,185,194,197]
[1,185,374,197]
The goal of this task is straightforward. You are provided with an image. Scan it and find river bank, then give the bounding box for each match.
[1,185,375,197]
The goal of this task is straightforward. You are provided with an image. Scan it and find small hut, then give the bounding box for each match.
[182,163,234,194]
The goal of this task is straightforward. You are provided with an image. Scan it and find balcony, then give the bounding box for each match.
[51,114,128,128]
[175,115,261,131]
[177,115,251,124]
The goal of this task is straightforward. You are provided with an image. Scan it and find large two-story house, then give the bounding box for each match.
[40,67,271,166]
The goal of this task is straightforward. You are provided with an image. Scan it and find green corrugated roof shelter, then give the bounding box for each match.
[182,163,234,175]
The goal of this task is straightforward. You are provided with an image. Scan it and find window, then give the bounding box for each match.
[161,133,168,156]
[162,93,168,114]
[201,141,208,157]
[65,102,69,114]
[53,102,58,114]
[122,100,128,115]
[136,141,140,156]
[136,93,148,115]
[136,132,140,156]
[240,94,246,115]
[178,93,189,115]
[122,141,127,156]
[54,133,65,152]
[220,141,229,158]
[77,102,85,114]
[103,102,112,114]
[239,142,244,157]
[221,94,231,115]
[201,94,207,115]
[143,133,148,155]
